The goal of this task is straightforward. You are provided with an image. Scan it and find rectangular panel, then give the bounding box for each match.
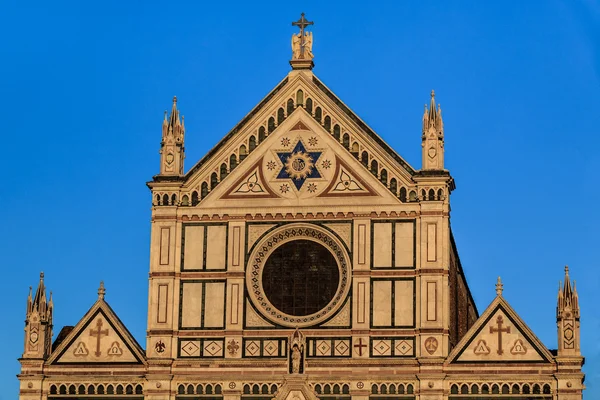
[395,222,414,267]
[372,280,392,327]
[358,224,366,264]
[394,280,414,326]
[157,284,168,324]
[159,227,170,265]
[203,282,225,328]
[232,226,241,267]
[427,281,437,321]
[181,282,203,328]
[427,223,437,262]
[183,226,204,270]
[230,283,239,325]
[206,225,227,270]
[372,223,392,268]
[357,282,366,324]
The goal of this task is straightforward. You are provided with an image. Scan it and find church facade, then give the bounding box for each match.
[18,16,584,400]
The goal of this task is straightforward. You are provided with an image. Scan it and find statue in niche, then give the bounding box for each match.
[291,31,313,60]
[289,328,305,374]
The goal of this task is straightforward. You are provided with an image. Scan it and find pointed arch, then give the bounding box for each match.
[342,133,350,149]
[162,193,169,206]
[390,178,397,195]
[324,115,331,131]
[399,186,407,202]
[361,151,369,167]
[258,127,266,144]
[306,98,313,114]
[220,163,228,181]
[380,169,388,185]
[333,124,340,140]
[230,153,237,170]
[428,188,435,200]
[370,159,378,176]
[277,107,285,124]
[201,182,208,199]
[249,135,257,152]
[315,107,322,123]
[239,144,247,161]
[296,89,304,106]
[268,117,275,133]
[210,172,218,189]
[191,191,198,206]
[287,99,294,115]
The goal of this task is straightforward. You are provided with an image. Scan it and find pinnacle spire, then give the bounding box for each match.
[98,281,106,300]
[495,276,504,296]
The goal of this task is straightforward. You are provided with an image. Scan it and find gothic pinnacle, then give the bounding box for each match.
[495,276,503,296]
[98,281,106,300]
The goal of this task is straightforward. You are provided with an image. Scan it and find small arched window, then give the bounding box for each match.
[370,160,378,176]
[201,182,208,199]
[428,188,435,200]
[287,99,294,115]
[380,169,388,185]
[220,163,228,181]
[324,115,331,132]
[277,108,285,124]
[315,107,322,123]
[210,172,218,189]
[361,151,369,167]
[409,190,417,202]
[163,194,169,206]
[249,136,256,152]
[437,188,443,200]
[306,98,313,114]
[296,90,304,106]
[258,127,266,144]
[342,133,350,149]
[171,193,177,205]
[239,145,247,161]
[333,124,340,140]
[191,191,198,206]
[268,117,275,133]
[230,154,237,170]
[390,178,397,195]
[399,187,407,202]
[461,384,469,394]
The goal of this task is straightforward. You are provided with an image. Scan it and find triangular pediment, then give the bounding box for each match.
[188,110,405,210]
[48,299,145,365]
[447,296,553,364]
[176,71,420,209]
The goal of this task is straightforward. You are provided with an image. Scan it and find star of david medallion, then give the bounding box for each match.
[276,139,322,191]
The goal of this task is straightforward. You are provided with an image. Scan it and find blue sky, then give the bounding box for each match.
[1,0,599,397]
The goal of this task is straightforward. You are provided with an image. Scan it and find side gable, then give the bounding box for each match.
[48,299,146,365]
[447,295,554,364]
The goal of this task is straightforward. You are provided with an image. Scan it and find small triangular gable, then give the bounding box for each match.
[448,297,553,364]
[49,301,145,365]
[197,111,402,209]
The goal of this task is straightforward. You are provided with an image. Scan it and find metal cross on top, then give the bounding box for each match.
[292,13,314,58]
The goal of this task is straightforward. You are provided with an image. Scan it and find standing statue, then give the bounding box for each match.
[289,328,305,374]
[291,343,302,373]
[291,32,313,60]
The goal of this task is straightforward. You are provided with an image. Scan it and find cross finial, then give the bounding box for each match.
[40,271,44,281]
[495,276,503,296]
[431,90,435,98]
[98,281,106,300]
[565,265,569,275]
[292,12,314,60]
[173,96,177,104]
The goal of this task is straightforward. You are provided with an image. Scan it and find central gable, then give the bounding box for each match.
[177,71,419,209]
[195,111,401,209]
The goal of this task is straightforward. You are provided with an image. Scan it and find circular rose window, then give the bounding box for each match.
[262,239,339,316]
[246,224,351,327]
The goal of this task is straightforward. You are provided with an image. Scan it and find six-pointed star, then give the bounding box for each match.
[276,139,322,191]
